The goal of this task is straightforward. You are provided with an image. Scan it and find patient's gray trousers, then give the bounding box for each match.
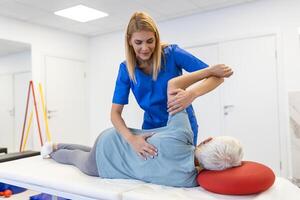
[50,136,100,177]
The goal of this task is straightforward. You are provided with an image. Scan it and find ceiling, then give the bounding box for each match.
[0,0,256,37]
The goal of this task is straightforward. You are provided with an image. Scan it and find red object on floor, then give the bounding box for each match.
[0,189,12,198]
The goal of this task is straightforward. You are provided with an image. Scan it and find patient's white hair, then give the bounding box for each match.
[195,136,243,171]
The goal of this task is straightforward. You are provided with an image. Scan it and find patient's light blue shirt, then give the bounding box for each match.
[95,110,198,187]
[112,44,208,145]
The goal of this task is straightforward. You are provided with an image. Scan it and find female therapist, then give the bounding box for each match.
[111,11,229,160]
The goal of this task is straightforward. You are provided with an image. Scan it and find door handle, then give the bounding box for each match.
[224,105,234,109]
[224,105,234,115]
[47,110,58,114]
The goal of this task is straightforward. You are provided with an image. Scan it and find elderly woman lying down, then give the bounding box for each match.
[41,64,241,187]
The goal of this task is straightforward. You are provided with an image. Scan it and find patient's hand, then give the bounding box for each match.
[196,166,204,173]
[209,64,233,78]
[167,89,196,115]
[128,133,158,160]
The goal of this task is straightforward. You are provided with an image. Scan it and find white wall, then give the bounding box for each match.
[0,15,89,148]
[88,0,300,178]
[0,15,89,82]
[88,32,124,138]
[0,51,31,74]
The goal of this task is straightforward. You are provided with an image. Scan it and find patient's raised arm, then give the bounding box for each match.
[167,64,232,114]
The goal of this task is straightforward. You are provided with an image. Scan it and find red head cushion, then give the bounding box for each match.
[197,161,275,195]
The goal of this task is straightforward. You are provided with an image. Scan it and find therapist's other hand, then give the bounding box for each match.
[167,89,195,115]
[209,64,233,78]
[128,133,157,160]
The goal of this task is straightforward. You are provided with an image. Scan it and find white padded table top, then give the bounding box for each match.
[0,156,144,200]
[0,156,300,200]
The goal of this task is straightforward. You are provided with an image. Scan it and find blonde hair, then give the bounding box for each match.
[125,11,165,82]
[195,136,243,171]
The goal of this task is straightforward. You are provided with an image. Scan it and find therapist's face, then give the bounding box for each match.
[129,30,156,61]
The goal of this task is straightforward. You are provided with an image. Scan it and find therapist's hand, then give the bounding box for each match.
[167,89,196,115]
[128,133,157,160]
[209,64,233,78]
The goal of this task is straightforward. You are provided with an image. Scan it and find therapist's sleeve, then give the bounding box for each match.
[173,44,209,72]
[112,63,130,105]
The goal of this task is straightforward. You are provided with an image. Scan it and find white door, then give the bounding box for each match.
[45,56,88,145]
[187,45,223,143]
[14,72,32,152]
[289,91,300,180]
[0,74,14,152]
[219,35,281,174]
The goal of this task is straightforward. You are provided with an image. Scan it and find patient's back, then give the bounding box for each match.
[95,110,198,187]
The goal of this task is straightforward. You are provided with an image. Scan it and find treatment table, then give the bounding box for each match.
[0,156,299,200]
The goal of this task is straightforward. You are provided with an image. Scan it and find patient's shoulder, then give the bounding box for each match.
[167,110,191,130]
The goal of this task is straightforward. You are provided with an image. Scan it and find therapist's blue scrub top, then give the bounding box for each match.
[112,44,208,145]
